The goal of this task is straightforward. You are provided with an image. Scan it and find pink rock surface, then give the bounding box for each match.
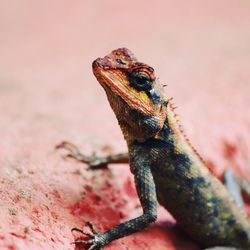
[0,1,250,249]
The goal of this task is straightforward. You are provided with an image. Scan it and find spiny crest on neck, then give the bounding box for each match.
[167,97,208,167]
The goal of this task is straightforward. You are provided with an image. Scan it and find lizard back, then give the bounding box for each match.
[128,105,250,248]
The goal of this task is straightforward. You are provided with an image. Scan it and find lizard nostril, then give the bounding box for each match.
[92,58,101,69]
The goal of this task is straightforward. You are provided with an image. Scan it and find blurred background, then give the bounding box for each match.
[0,1,250,249]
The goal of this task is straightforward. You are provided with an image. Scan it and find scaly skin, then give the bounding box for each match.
[62,48,250,249]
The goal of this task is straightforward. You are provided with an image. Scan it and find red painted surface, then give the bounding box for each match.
[0,1,250,249]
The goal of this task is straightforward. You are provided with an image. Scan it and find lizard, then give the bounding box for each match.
[56,48,250,249]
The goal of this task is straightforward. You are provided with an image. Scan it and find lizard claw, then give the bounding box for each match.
[55,141,108,169]
[71,222,104,250]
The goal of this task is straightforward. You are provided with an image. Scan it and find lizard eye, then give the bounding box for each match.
[128,68,154,91]
[116,58,126,65]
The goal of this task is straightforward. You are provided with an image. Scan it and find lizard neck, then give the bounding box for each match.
[158,102,206,165]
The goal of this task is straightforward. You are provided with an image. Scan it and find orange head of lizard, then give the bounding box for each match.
[92,48,167,142]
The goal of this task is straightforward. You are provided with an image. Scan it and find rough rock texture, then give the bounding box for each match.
[0,1,250,249]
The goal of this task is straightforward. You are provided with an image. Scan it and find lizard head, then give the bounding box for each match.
[92,48,167,142]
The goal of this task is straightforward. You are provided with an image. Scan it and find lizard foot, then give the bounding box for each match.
[71,222,104,250]
[55,141,108,169]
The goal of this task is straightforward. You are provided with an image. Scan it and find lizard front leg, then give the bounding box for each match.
[72,163,158,249]
[56,141,129,169]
